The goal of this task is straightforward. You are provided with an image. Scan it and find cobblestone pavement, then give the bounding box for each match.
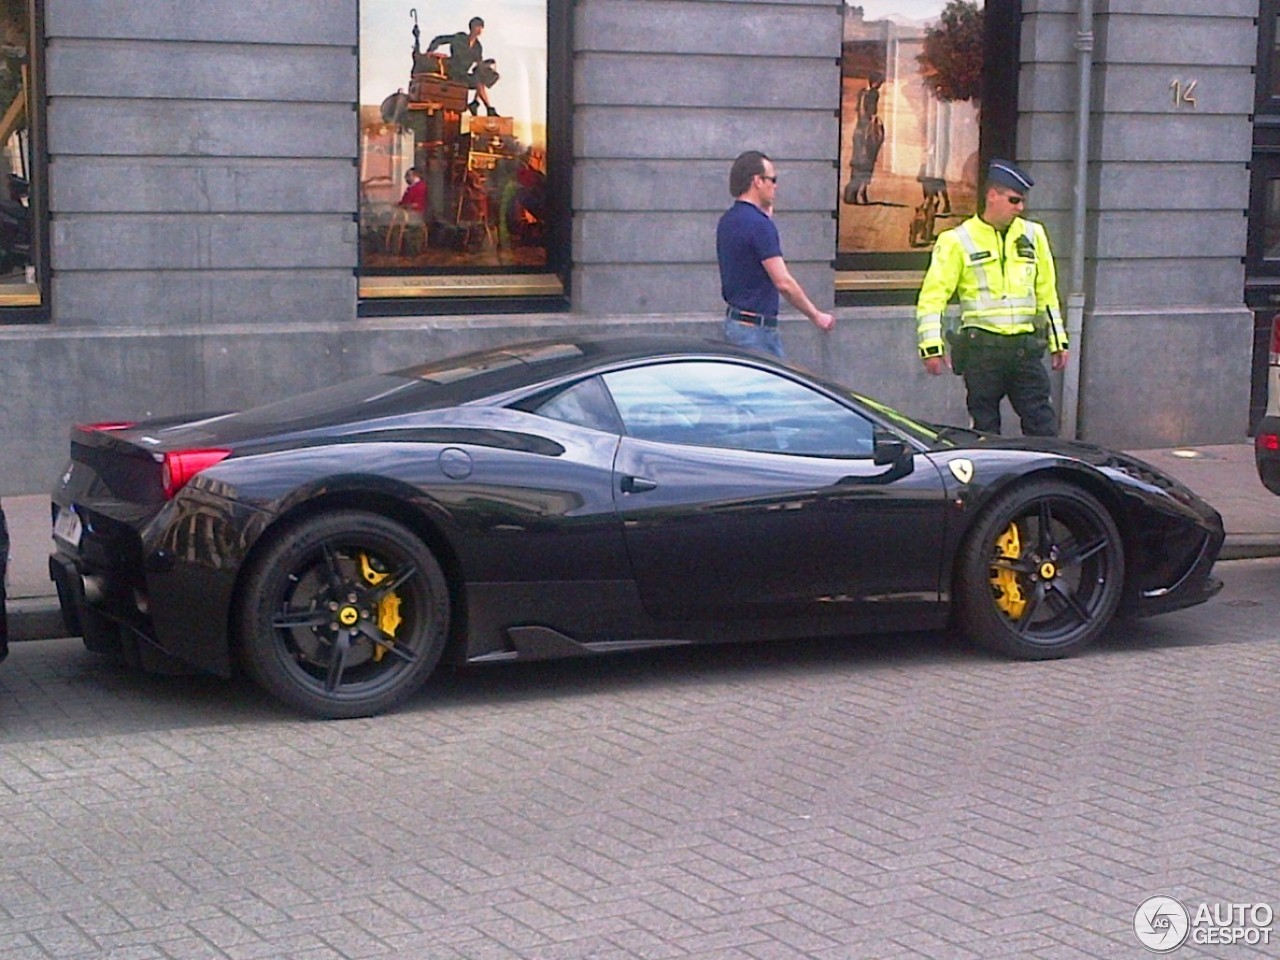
[2,561,1279,959]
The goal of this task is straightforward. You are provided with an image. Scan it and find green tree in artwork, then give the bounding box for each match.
[918,0,983,102]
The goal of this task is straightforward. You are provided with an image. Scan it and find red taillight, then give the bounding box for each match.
[161,449,231,499]
[1257,433,1280,452]
[76,421,136,432]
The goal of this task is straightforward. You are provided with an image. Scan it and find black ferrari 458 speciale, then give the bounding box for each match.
[49,337,1224,718]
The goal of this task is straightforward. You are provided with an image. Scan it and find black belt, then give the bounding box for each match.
[961,328,1041,348]
[727,306,778,328]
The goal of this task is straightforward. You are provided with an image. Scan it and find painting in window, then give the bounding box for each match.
[359,2,548,276]
[838,1,984,255]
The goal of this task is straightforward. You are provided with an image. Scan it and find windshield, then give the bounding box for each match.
[846,392,951,447]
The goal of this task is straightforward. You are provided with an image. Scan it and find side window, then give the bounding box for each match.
[602,361,876,457]
[529,375,621,433]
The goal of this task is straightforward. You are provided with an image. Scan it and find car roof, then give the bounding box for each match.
[390,335,784,396]
[396,335,768,374]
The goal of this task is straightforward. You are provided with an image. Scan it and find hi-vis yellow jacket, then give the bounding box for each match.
[916,215,1067,359]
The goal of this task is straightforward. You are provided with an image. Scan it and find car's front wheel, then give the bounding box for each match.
[238,511,450,719]
[956,479,1124,660]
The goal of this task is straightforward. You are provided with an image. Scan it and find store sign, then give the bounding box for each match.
[358,1,551,294]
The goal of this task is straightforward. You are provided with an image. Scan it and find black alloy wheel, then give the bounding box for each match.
[956,479,1124,659]
[238,511,450,719]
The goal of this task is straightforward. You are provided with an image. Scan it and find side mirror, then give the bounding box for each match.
[873,428,908,466]
[837,428,916,486]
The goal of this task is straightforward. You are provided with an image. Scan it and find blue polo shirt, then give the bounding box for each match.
[716,200,782,317]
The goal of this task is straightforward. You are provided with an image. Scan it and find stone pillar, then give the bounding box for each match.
[1020,0,1256,446]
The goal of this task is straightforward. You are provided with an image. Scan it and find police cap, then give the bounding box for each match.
[986,159,1034,192]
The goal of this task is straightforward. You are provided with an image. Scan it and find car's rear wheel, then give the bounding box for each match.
[956,479,1124,660]
[238,511,450,719]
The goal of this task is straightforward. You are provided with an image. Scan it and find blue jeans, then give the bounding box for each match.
[723,317,785,358]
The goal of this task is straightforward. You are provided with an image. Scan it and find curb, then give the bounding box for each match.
[1218,535,1280,562]
[8,598,67,643]
[7,534,1280,644]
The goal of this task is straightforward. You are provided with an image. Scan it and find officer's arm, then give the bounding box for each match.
[1034,228,1068,352]
[426,33,450,53]
[916,233,963,359]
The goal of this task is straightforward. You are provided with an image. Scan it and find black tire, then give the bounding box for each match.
[956,479,1124,660]
[238,511,450,719]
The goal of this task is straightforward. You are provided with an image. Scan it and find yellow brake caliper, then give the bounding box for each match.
[990,522,1027,619]
[359,553,402,660]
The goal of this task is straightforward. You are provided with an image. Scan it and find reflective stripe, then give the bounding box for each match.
[917,312,943,341]
[960,295,1038,313]
[953,225,995,302]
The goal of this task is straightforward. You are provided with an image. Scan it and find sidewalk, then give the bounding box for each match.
[5,443,1279,642]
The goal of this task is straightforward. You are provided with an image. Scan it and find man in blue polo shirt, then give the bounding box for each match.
[716,150,835,358]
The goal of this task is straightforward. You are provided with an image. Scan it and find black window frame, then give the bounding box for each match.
[1256,2,1280,117]
[1247,1,1280,284]
[1246,152,1280,280]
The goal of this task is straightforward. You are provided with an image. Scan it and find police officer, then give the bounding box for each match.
[916,159,1068,435]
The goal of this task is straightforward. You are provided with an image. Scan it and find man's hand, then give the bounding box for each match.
[922,356,947,376]
[1051,349,1069,371]
[811,311,835,332]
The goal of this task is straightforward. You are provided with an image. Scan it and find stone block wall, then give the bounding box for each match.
[1019,0,1256,446]
[43,0,359,327]
[570,0,842,316]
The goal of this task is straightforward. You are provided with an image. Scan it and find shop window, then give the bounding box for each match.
[835,0,1018,304]
[357,0,568,311]
[1263,179,1280,261]
[0,0,43,314]
[1246,155,1280,278]
[1259,6,1280,114]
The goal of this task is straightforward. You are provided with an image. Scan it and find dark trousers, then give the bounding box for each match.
[960,331,1057,436]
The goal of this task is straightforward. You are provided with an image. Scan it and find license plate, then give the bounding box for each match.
[53,506,83,549]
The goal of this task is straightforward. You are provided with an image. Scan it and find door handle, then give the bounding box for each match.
[621,475,658,493]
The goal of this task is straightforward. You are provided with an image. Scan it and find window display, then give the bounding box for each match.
[358,1,551,292]
[838,0,985,259]
[0,0,38,306]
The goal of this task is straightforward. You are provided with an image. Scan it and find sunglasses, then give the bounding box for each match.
[758,174,778,184]
[1005,194,1025,205]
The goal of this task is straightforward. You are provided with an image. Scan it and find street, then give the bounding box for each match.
[1,560,1278,959]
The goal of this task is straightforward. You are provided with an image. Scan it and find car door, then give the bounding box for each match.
[602,359,950,622]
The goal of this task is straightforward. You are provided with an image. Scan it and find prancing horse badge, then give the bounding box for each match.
[949,459,974,484]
